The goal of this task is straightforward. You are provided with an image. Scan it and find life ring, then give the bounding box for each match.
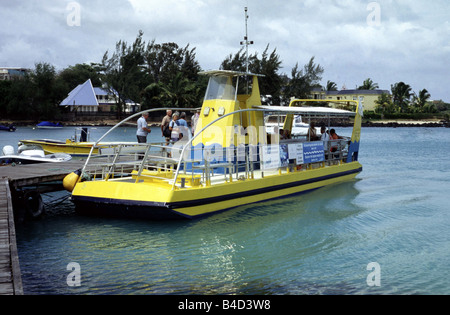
[24,191,45,219]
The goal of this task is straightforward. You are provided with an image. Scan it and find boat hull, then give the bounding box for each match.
[71,161,362,220]
[20,140,140,156]
[74,200,187,220]
[20,140,96,156]
[0,155,71,165]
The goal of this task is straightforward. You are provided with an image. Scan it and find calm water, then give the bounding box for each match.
[2,125,450,295]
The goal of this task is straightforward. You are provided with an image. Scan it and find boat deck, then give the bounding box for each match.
[97,155,347,190]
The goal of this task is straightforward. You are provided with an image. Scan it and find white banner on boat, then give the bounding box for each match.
[261,145,280,170]
[288,143,304,165]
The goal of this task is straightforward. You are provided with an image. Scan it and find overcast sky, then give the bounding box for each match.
[1,0,449,101]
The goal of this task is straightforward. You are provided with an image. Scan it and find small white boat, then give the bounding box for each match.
[0,145,72,165]
[265,114,320,137]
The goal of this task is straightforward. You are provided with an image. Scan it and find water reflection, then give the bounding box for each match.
[13,127,450,294]
[17,178,363,295]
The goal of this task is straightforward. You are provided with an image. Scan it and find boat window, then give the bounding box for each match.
[204,76,236,101]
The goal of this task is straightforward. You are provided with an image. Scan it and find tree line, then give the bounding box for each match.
[1,30,447,121]
[0,31,325,120]
[374,82,437,116]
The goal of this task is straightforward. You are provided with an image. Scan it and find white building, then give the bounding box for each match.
[60,79,140,113]
[0,67,29,80]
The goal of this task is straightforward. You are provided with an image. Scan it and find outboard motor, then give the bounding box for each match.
[80,127,88,142]
[2,145,15,155]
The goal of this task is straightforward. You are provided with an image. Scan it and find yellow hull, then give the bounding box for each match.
[71,161,362,219]
[20,140,138,156]
[20,140,97,156]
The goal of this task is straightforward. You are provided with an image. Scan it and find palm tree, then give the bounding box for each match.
[391,82,412,113]
[413,89,431,112]
[358,78,379,90]
[374,93,394,118]
[141,82,170,109]
[141,72,198,109]
[166,72,198,108]
[326,80,338,91]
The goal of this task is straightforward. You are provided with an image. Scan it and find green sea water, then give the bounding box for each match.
[2,126,449,294]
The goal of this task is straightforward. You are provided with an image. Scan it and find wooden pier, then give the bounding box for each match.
[1,161,85,191]
[0,179,23,295]
[0,160,85,295]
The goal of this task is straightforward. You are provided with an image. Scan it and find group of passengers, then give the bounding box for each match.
[281,121,344,153]
[139,110,345,153]
[162,109,201,144]
[279,128,291,140]
[318,124,344,153]
[161,110,190,143]
[137,109,201,145]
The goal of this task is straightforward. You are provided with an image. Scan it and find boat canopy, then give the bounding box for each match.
[199,70,265,77]
[37,121,63,127]
[253,105,356,118]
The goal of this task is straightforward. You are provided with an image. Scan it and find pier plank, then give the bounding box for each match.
[0,160,85,295]
[1,160,85,188]
[0,179,23,295]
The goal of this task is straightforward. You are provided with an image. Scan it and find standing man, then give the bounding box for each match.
[320,126,329,142]
[161,109,172,145]
[136,112,151,143]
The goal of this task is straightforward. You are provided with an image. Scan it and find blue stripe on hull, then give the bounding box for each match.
[72,167,362,220]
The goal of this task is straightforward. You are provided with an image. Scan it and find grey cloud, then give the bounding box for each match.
[0,0,448,100]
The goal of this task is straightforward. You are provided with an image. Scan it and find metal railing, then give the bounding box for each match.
[80,108,353,189]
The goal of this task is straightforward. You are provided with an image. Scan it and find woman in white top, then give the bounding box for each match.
[169,112,180,142]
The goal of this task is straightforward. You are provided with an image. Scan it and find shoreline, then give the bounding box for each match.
[1,119,448,128]
[361,119,448,128]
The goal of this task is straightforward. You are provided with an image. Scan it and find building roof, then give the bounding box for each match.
[60,79,99,107]
[93,87,109,96]
[324,89,390,96]
[337,89,390,95]
[199,70,265,77]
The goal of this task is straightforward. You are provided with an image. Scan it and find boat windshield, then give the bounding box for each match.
[204,76,236,101]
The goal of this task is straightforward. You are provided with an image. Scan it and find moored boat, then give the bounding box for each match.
[20,127,138,157]
[1,144,72,165]
[64,70,363,220]
[0,124,16,132]
[36,121,63,129]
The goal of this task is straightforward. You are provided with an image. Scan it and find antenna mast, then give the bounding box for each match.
[240,7,254,74]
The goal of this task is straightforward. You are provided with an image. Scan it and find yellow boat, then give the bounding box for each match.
[20,127,137,157]
[64,70,363,220]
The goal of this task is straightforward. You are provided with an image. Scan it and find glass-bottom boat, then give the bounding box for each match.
[64,70,363,220]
